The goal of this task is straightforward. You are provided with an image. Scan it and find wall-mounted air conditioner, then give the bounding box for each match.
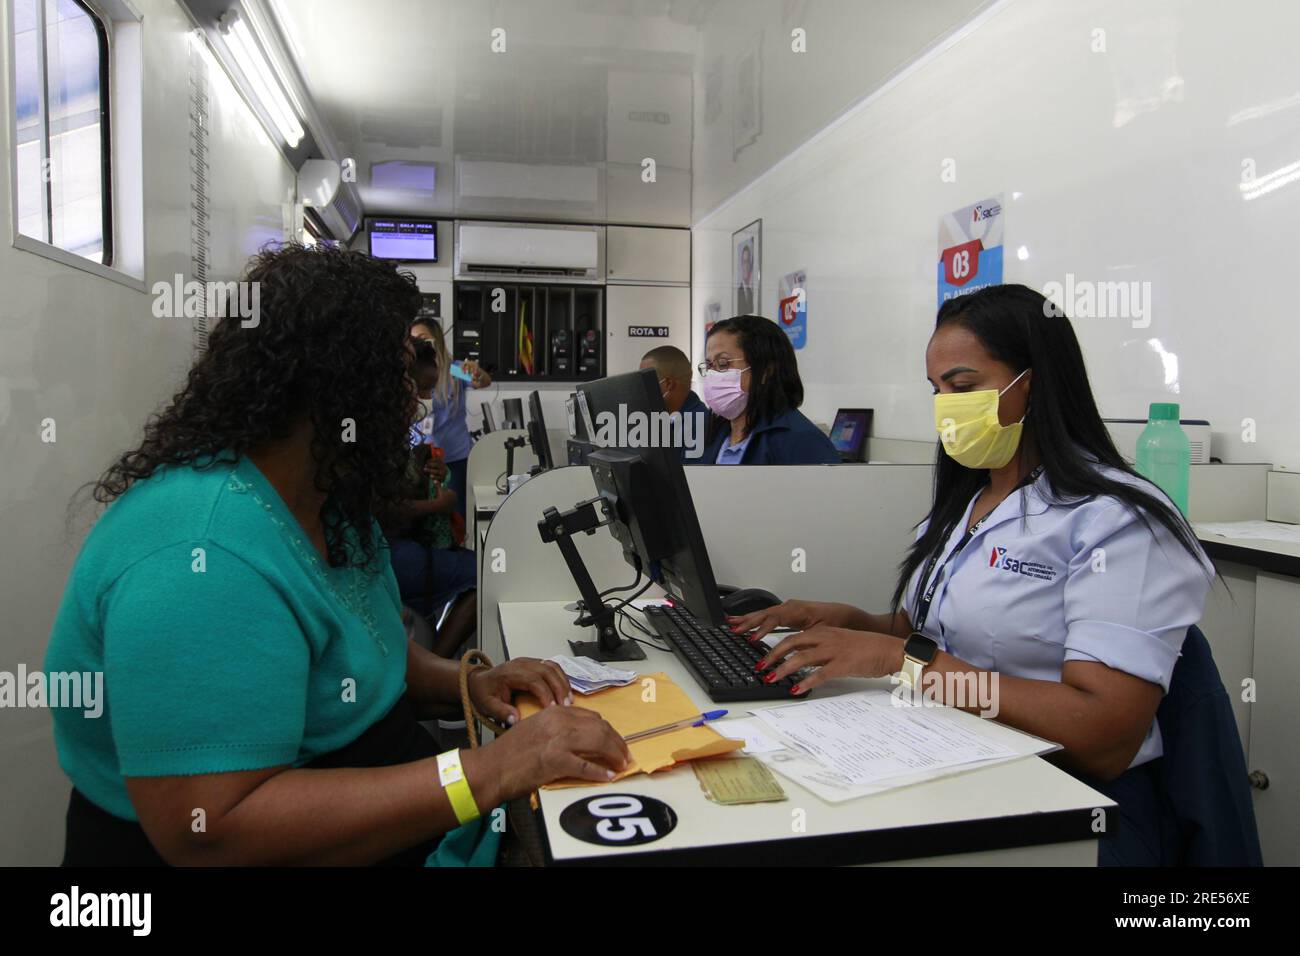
[454,221,604,283]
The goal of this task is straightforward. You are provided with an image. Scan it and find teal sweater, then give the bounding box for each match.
[44,455,408,820]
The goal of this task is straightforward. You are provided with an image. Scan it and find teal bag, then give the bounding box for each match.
[425,805,505,867]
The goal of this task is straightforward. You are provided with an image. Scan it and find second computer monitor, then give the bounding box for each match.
[502,397,525,430]
[526,390,555,472]
[577,368,725,626]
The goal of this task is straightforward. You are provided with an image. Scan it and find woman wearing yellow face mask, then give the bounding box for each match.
[728,284,1258,866]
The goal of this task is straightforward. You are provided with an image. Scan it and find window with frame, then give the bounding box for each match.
[13,0,112,265]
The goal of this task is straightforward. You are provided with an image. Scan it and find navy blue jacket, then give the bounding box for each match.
[694,407,839,465]
[1079,625,1262,866]
[1153,625,1263,865]
[679,389,708,421]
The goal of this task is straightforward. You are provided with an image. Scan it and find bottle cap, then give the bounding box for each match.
[1149,402,1180,422]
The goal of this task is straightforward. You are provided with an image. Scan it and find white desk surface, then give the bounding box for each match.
[1194,523,1300,560]
[498,600,1112,867]
[473,485,508,515]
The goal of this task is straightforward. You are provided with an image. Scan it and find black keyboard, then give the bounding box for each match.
[643,605,799,702]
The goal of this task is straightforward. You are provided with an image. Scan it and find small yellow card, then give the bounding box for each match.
[692,755,787,805]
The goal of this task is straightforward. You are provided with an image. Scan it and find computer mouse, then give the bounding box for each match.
[720,587,782,616]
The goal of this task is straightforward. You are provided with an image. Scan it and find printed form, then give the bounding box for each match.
[752,691,1017,787]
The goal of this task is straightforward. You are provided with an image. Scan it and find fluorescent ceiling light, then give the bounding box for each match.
[220,8,304,149]
[1239,159,1300,202]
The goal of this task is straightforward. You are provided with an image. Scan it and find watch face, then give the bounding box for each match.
[905,632,938,663]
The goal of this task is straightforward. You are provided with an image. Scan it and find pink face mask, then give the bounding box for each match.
[701,367,750,420]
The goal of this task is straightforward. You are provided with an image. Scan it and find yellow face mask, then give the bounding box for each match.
[933,368,1029,470]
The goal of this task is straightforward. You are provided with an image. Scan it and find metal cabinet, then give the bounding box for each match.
[604,285,691,378]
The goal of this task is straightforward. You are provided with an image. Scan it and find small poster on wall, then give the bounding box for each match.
[732,219,761,315]
[938,195,1004,308]
[705,301,722,335]
[778,269,807,349]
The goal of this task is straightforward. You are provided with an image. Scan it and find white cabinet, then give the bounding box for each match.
[606,226,690,284]
[605,285,691,378]
[1247,572,1300,865]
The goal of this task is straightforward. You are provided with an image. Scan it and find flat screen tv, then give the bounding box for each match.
[368,219,438,262]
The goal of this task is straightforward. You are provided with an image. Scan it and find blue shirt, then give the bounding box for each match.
[422,384,472,463]
[902,464,1212,767]
[715,432,754,464]
[44,456,408,820]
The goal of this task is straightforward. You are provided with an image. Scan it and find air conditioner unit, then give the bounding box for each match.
[1104,418,1212,465]
[455,221,604,283]
[309,179,362,244]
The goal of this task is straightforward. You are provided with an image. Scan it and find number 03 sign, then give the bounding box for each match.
[559,794,678,847]
[938,195,1004,309]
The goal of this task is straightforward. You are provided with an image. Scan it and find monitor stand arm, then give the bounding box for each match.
[504,436,527,479]
[537,500,647,662]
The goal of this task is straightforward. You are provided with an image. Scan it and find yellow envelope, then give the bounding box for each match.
[516,672,743,789]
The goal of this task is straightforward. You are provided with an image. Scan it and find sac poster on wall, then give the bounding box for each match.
[938,195,1004,308]
[778,269,808,349]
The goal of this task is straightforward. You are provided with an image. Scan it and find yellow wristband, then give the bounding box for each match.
[436,749,480,825]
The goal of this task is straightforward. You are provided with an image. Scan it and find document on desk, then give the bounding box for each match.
[747,690,1058,803]
[753,692,1015,785]
[1196,520,1300,543]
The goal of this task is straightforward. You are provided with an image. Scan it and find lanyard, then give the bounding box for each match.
[911,466,1044,635]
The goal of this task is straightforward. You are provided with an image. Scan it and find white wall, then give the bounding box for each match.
[0,0,295,864]
[692,0,1300,471]
[691,0,988,217]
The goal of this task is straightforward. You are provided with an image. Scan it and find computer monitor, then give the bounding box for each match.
[526,391,554,472]
[367,218,437,262]
[481,402,497,434]
[830,408,873,463]
[502,398,525,430]
[578,369,725,626]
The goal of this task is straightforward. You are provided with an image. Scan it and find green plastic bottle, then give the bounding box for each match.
[1135,402,1191,516]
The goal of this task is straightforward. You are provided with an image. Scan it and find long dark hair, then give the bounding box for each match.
[891,284,1208,612]
[87,243,423,569]
[706,315,804,438]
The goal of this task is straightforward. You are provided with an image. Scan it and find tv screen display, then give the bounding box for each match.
[368,220,437,262]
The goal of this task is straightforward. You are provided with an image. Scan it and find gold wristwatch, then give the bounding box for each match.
[898,632,939,689]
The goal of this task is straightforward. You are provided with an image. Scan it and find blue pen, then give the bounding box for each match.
[623,709,728,743]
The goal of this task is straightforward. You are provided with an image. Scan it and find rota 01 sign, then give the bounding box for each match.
[559,794,677,847]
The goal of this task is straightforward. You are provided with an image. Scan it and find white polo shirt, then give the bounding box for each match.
[902,464,1213,767]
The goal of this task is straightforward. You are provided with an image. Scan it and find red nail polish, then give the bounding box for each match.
[791,684,802,695]
[755,658,767,670]
[763,672,777,684]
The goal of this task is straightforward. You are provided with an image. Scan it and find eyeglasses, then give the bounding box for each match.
[698,358,749,375]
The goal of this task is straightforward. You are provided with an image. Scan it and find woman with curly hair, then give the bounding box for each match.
[45,244,628,866]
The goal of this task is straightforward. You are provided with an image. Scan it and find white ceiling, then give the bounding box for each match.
[268,0,990,225]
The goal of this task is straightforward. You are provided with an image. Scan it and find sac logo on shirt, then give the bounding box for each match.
[987,546,1058,582]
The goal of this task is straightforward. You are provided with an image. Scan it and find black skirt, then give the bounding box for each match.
[62,695,441,866]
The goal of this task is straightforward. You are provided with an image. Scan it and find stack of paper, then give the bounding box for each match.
[547,655,638,695]
[728,690,1060,804]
